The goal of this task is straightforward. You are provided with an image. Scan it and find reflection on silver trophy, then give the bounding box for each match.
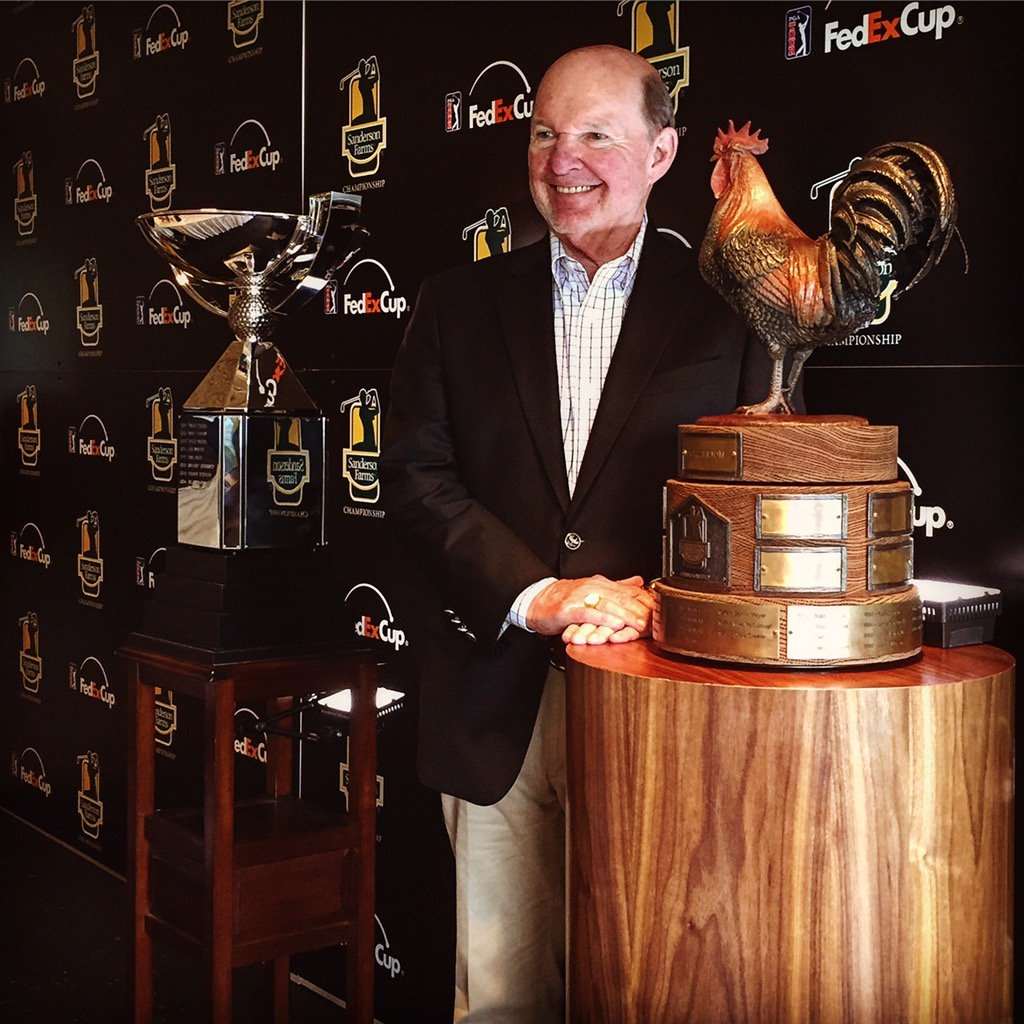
[136,193,367,549]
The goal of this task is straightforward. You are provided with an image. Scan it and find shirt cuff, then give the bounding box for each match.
[505,577,558,634]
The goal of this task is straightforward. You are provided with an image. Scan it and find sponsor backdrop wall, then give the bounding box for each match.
[2,2,1021,1020]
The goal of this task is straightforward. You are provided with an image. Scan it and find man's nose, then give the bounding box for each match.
[548,134,583,174]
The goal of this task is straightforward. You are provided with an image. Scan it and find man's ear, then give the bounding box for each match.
[649,125,678,184]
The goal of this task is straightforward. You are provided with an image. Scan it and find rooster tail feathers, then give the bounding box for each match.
[829,140,957,306]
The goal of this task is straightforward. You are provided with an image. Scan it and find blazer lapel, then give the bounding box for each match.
[496,240,571,513]
[570,229,692,511]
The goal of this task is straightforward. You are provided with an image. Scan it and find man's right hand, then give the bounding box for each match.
[526,574,653,645]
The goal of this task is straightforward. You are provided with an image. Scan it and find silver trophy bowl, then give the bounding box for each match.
[136,192,367,550]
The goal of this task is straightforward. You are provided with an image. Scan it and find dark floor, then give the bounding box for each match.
[0,809,350,1024]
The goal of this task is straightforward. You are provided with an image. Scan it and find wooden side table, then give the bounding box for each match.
[123,635,378,1024]
[566,642,1015,1024]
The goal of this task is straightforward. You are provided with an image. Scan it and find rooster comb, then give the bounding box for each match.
[713,120,770,158]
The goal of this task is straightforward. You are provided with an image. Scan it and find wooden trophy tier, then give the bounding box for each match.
[653,415,921,667]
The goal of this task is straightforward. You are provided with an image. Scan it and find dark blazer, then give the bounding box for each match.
[381,227,774,805]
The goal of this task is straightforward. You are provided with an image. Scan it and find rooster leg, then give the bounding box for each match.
[782,349,812,408]
[736,354,793,415]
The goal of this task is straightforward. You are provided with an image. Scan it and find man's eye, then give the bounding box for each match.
[532,129,554,142]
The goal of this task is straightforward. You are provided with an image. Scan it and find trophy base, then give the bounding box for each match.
[652,581,922,667]
[654,414,922,667]
[141,545,347,654]
[177,410,326,550]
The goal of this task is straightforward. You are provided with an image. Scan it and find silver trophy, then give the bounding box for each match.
[137,192,366,550]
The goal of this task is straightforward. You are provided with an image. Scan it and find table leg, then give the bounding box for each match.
[128,670,155,1024]
[204,680,236,1024]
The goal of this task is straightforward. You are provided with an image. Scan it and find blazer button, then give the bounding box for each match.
[564,532,582,551]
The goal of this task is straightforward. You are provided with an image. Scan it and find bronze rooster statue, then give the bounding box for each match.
[698,121,958,414]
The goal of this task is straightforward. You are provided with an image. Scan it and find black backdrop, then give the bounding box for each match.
[3,2,1021,1020]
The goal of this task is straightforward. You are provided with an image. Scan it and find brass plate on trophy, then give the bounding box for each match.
[756,547,846,593]
[868,490,913,537]
[757,494,847,539]
[868,539,913,590]
[785,598,921,662]
[679,430,741,479]
[653,584,781,661]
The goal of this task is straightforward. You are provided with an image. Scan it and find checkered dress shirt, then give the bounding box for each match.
[507,221,648,632]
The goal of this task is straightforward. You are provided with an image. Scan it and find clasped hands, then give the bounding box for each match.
[526,574,654,646]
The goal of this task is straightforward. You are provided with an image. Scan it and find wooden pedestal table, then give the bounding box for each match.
[123,636,378,1024]
[565,641,1014,1024]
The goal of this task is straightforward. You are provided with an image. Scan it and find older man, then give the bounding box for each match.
[382,45,773,1022]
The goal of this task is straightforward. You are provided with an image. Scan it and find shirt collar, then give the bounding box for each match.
[549,215,648,288]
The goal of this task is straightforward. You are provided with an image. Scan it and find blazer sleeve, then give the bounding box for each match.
[380,276,554,648]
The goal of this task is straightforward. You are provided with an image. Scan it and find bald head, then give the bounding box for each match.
[537,45,674,140]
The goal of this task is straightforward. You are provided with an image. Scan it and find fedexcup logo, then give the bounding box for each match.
[216,118,282,175]
[339,259,408,320]
[19,612,42,694]
[341,388,380,504]
[446,60,533,132]
[620,0,689,112]
[11,522,51,569]
[11,292,50,334]
[899,458,953,538]
[824,2,959,53]
[17,385,41,468]
[12,747,52,798]
[76,510,104,598]
[143,112,176,211]
[68,414,116,462]
[13,151,37,236]
[135,546,167,589]
[339,56,387,178]
[6,57,46,103]
[66,158,113,205]
[347,582,408,651]
[463,207,511,261]
[72,5,99,99]
[75,257,103,347]
[137,278,193,329]
[69,655,115,709]
[234,708,269,764]
[134,3,190,58]
[77,751,103,839]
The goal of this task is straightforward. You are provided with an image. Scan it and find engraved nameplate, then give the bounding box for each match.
[868,490,913,537]
[758,494,847,539]
[756,547,846,593]
[786,601,921,661]
[868,539,913,589]
[679,430,741,479]
[656,590,781,660]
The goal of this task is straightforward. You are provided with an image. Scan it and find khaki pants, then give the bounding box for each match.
[442,665,567,1024]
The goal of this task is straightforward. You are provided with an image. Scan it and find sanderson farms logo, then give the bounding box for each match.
[463,207,511,261]
[341,388,380,505]
[19,612,42,695]
[146,387,177,482]
[13,151,37,237]
[75,257,103,348]
[17,385,41,468]
[619,0,689,113]
[72,5,99,100]
[143,113,176,212]
[339,56,386,178]
[267,417,310,507]
[77,751,104,840]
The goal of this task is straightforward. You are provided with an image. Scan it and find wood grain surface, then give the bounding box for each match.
[565,642,1014,1024]
[680,417,898,483]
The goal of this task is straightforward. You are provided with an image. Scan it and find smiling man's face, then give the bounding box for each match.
[528,47,676,275]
